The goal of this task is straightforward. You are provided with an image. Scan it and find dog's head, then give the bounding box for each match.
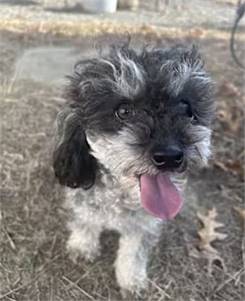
[53,44,215,219]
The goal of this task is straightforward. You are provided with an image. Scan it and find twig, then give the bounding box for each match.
[3,228,16,251]
[212,268,244,294]
[148,278,172,299]
[62,276,96,301]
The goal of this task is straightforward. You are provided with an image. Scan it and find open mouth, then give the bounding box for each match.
[139,173,183,220]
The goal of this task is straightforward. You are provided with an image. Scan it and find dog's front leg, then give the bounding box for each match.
[115,230,159,294]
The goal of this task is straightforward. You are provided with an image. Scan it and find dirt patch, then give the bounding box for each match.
[0,31,244,301]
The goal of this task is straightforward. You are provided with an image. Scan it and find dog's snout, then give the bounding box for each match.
[152,146,184,169]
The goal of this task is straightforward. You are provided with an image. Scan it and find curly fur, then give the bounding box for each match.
[53,43,215,294]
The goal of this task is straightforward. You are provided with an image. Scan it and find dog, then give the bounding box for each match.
[53,43,215,294]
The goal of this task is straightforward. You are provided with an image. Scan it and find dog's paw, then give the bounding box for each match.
[67,248,82,264]
[67,246,100,263]
[66,234,100,263]
[120,285,147,300]
[116,264,148,295]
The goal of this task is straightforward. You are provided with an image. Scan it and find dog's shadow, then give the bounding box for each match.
[99,230,120,264]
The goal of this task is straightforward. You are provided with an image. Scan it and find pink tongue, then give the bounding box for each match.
[140,173,183,220]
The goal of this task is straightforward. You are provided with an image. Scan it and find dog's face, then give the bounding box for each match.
[53,44,215,219]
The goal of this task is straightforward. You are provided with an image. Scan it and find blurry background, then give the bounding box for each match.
[0,1,244,300]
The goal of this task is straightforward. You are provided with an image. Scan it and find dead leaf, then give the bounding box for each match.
[214,159,244,178]
[225,160,244,176]
[219,81,241,98]
[217,91,243,134]
[195,208,227,275]
[217,107,242,134]
[214,160,229,172]
[197,208,227,250]
[190,28,205,38]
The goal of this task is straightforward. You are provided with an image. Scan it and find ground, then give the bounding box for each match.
[0,1,244,300]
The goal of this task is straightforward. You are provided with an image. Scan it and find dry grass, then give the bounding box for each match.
[1,19,245,41]
[0,31,244,301]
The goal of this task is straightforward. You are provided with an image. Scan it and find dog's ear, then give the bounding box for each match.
[53,106,97,189]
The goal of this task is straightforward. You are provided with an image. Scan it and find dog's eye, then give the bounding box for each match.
[115,103,134,120]
[180,100,197,123]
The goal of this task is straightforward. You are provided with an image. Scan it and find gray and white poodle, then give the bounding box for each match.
[53,43,215,294]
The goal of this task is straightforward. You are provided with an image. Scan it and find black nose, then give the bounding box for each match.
[152,146,184,169]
